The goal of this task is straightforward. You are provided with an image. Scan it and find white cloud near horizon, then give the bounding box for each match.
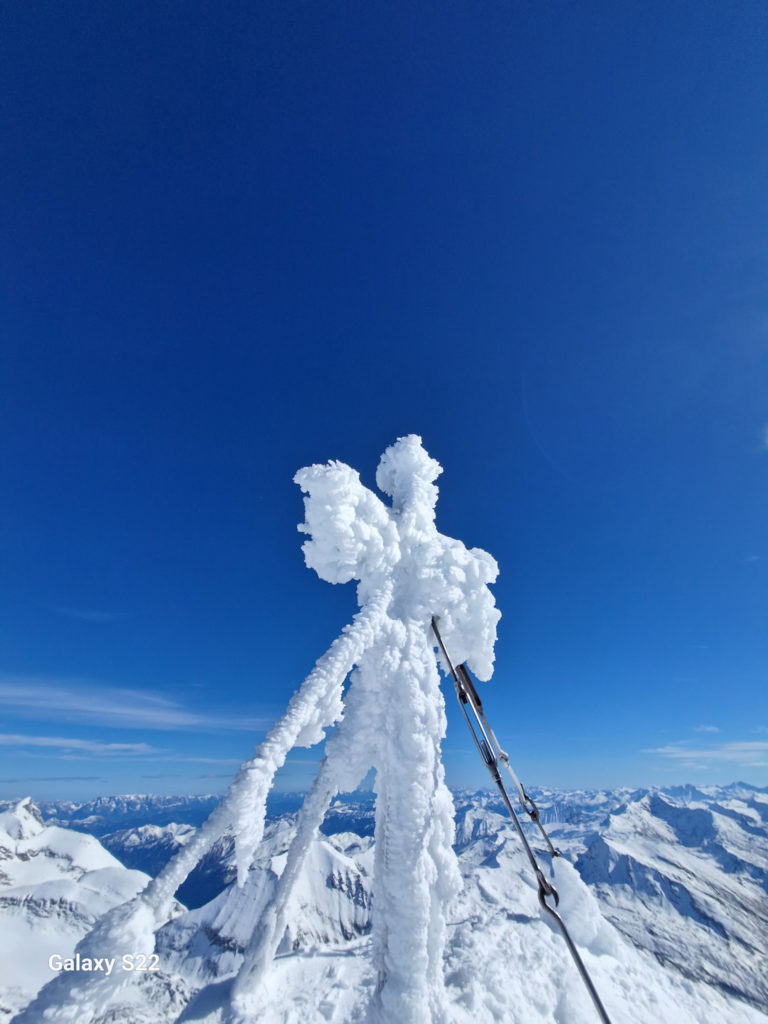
[0,676,271,733]
[645,739,768,765]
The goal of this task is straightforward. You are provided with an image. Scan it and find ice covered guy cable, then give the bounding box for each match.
[232,434,501,1024]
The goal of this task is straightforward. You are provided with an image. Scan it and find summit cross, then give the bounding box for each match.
[13,435,500,1024]
[232,435,501,1022]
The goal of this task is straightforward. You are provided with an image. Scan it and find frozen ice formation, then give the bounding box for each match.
[15,435,500,1024]
[233,435,500,1023]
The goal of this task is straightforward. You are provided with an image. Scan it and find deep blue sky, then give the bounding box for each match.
[1,2,767,801]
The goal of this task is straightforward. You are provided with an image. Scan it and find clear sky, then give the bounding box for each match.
[1,2,767,801]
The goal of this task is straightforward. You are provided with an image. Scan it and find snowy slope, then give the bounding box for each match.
[0,798,153,1022]
[454,784,768,1011]
[154,820,373,990]
[167,789,768,1024]
[575,789,768,1009]
[6,785,767,1023]
[11,787,766,1024]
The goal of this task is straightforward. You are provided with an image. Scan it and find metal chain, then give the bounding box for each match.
[454,661,561,859]
[431,617,613,1024]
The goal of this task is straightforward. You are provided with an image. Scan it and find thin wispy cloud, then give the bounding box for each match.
[0,676,270,733]
[0,734,163,756]
[644,739,768,766]
[694,725,720,733]
[761,424,768,450]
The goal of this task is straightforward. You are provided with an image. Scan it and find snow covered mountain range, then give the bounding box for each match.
[2,783,766,1023]
[0,799,158,1022]
[33,793,308,837]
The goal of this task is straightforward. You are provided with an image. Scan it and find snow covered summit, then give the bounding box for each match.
[0,798,153,1022]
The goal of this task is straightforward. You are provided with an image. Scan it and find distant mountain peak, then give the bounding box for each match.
[0,797,45,841]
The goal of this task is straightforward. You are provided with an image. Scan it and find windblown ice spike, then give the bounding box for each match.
[13,434,613,1024]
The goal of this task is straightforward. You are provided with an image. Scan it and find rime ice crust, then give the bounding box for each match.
[14,435,501,1024]
[267,434,501,1023]
[295,434,500,680]
[293,460,400,599]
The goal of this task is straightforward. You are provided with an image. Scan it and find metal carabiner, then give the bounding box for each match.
[535,868,560,908]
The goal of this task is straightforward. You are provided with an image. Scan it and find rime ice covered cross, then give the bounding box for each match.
[14,436,499,1024]
[295,435,500,676]
[232,435,501,1023]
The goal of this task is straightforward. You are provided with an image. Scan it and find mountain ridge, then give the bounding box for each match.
[3,784,767,1022]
